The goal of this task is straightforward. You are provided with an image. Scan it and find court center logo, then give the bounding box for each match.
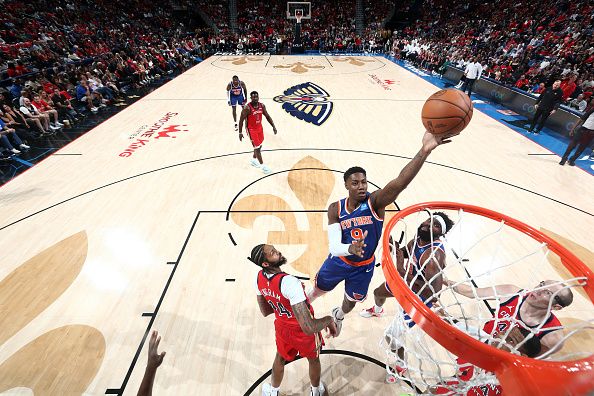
[273,82,333,126]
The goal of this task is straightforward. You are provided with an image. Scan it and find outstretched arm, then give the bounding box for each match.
[262,104,277,134]
[238,106,250,141]
[293,301,337,336]
[371,131,457,210]
[444,280,520,300]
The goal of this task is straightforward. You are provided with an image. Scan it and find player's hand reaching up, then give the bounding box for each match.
[147,330,166,370]
[273,126,278,135]
[421,130,459,153]
[348,230,368,257]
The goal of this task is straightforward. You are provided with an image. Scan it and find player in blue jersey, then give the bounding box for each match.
[362,212,454,383]
[226,75,247,130]
[307,131,458,336]
[360,212,454,319]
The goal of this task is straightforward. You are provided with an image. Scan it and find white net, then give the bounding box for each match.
[380,206,594,395]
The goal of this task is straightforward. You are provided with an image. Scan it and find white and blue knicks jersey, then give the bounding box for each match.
[336,193,383,266]
[230,81,244,97]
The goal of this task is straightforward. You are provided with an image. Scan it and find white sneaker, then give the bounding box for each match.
[331,307,343,337]
[49,125,60,131]
[55,121,64,127]
[261,165,271,174]
[91,107,99,113]
[19,144,30,150]
[250,158,261,168]
[262,382,278,396]
[11,148,21,154]
[360,306,385,318]
[311,381,328,396]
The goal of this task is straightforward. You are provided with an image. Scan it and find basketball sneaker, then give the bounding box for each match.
[386,365,407,383]
[234,123,238,131]
[359,306,384,318]
[250,158,261,168]
[310,381,328,396]
[331,307,343,337]
[262,382,279,396]
[261,165,271,174]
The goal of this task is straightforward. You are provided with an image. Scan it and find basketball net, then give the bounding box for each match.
[380,202,594,395]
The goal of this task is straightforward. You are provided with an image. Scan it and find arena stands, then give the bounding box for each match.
[392,0,593,105]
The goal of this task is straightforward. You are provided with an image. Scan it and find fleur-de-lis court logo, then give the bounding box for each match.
[332,56,375,66]
[273,82,333,126]
[0,231,105,393]
[221,56,264,65]
[273,62,325,74]
[231,157,398,277]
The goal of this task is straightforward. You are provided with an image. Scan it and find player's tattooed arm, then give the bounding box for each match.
[257,295,274,317]
[292,302,334,335]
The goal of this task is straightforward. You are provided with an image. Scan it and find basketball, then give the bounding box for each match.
[421,89,473,135]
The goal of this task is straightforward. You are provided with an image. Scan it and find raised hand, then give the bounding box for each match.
[348,230,368,257]
[422,130,459,153]
[147,330,166,370]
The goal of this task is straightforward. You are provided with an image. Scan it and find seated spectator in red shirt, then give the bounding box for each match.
[560,74,578,101]
[515,75,530,91]
[31,94,63,128]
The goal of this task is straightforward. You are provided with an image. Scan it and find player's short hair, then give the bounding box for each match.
[432,211,454,234]
[250,244,266,267]
[343,166,366,182]
[556,286,573,307]
[250,91,258,96]
[232,75,238,79]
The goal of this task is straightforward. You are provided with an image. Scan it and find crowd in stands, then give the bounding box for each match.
[390,0,593,112]
[196,0,394,54]
[0,0,204,159]
[2,0,592,161]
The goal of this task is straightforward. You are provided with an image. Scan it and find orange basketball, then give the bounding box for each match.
[421,89,473,135]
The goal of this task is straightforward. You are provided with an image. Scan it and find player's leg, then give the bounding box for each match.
[306,356,328,396]
[569,130,593,165]
[360,282,393,318]
[262,352,286,396]
[231,104,237,123]
[308,256,348,303]
[302,332,327,396]
[271,352,286,388]
[332,263,374,335]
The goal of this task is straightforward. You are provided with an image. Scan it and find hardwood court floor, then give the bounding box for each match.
[0,55,592,395]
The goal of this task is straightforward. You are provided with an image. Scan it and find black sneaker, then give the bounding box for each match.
[559,159,566,165]
[568,160,575,166]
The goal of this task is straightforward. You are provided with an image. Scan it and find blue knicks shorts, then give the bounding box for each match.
[385,282,433,328]
[315,255,375,302]
[230,94,245,106]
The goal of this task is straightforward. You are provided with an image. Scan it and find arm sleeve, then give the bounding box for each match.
[281,275,306,305]
[227,86,231,102]
[255,274,262,295]
[328,222,352,257]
